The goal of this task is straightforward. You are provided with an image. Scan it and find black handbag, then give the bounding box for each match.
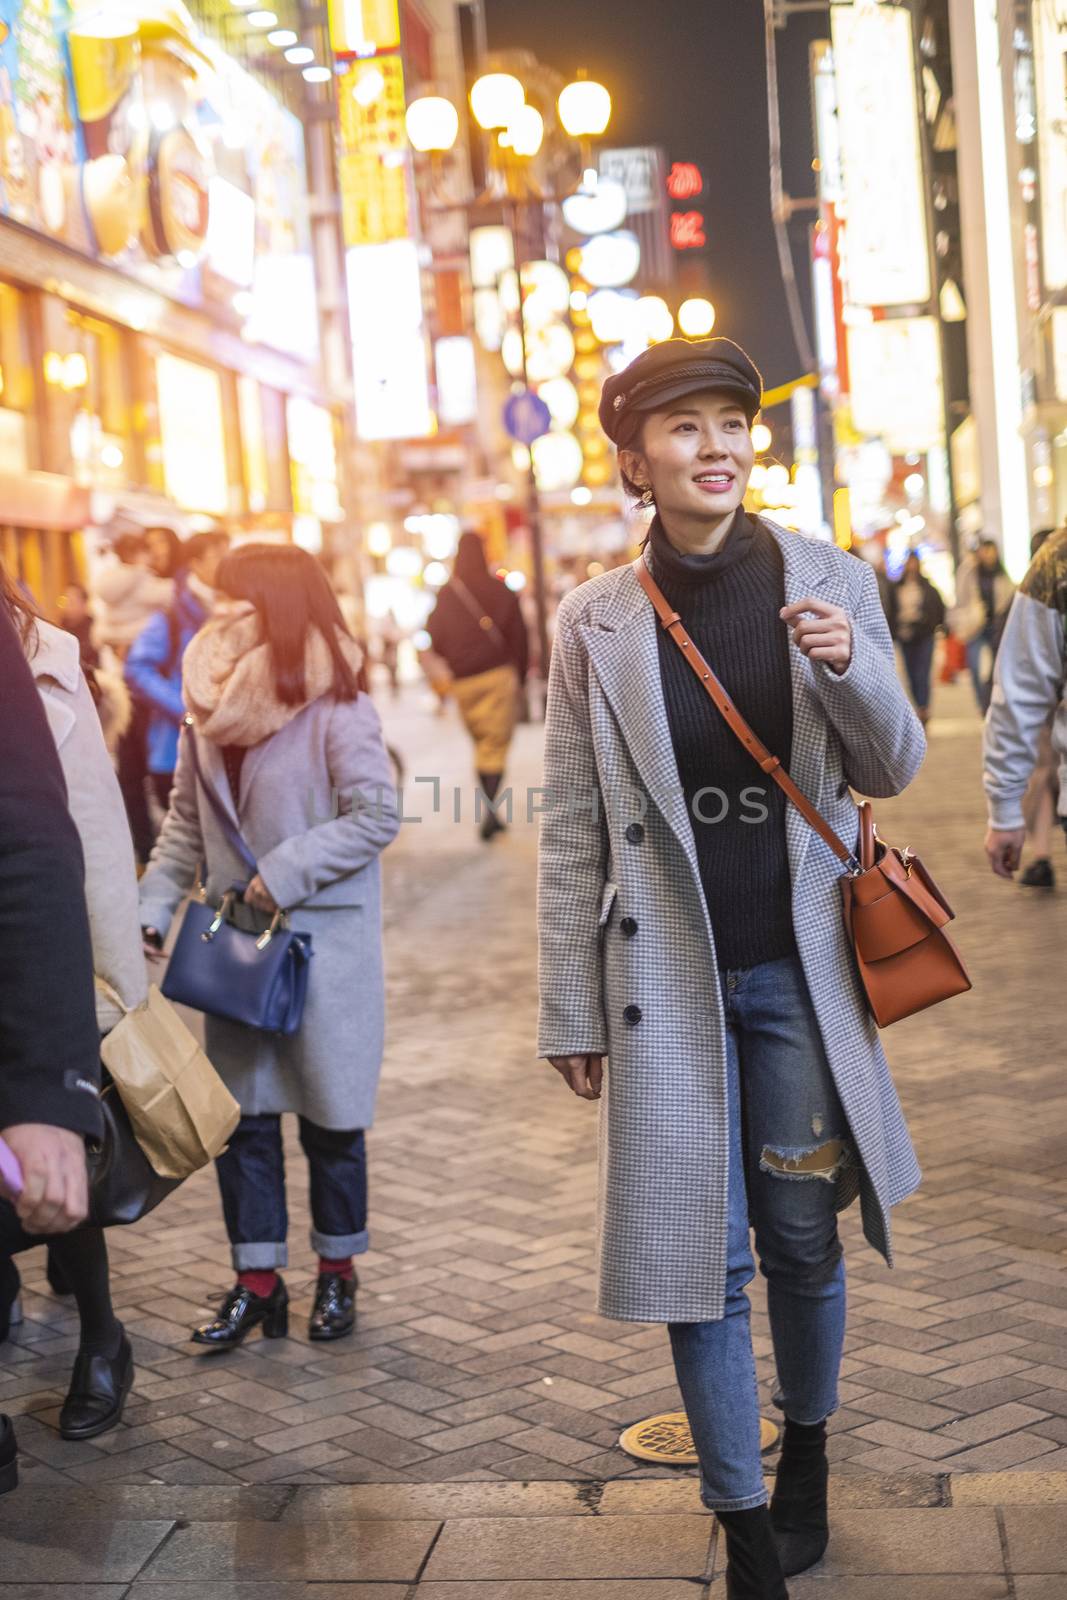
[87,1072,182,1228]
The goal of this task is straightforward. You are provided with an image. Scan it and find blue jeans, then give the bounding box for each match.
[668,956,850,1511]
[966,624,997,713]
[215,1113,369,1271]
[898,635,935,713]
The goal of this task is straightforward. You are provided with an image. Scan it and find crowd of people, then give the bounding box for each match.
[0,337,1063,1600]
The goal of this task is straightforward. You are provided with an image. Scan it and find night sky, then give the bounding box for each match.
[485,0,825,391]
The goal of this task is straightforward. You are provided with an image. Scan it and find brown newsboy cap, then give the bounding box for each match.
[599,336,763,446]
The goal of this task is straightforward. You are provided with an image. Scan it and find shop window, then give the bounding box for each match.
[0,284,37,473]
[62,310,133,488]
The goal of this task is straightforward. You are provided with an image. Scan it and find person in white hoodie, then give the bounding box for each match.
[0,563,147,1440]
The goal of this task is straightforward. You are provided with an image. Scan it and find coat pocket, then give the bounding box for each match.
[598,881,619,928]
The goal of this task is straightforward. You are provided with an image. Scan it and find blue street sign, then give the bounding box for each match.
[503,389,552,446]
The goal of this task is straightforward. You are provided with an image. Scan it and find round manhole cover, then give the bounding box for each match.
[618,1411,779,1464]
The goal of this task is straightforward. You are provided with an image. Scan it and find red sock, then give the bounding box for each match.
[237,1269,279,1298]
[319,1256,354,1279]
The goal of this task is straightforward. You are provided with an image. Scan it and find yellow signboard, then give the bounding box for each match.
[338,56,410,246]
[328,0,400,57]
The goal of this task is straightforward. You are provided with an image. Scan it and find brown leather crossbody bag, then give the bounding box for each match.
[633,555,971,1027]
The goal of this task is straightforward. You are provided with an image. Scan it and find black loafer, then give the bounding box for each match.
[0,1415,17,1495]
[59,1332,134,1441]
[308,1272,356,1341]
[192,1277,289,1348]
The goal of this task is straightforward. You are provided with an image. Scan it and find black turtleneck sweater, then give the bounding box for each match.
[648,511,797,971]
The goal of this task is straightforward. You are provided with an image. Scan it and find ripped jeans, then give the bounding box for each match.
[668,955,849,1511]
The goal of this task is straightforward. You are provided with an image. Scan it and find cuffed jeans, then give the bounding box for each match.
[668,955,849,1511]
[215,1113,369,1271]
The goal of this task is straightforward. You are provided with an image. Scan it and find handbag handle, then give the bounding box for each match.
[632,555,861,875]
[181,716,259,878]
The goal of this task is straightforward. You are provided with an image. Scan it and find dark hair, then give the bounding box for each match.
[453,530,493,582]
[977,538,1005,573]
[215,542,360,706]
[0,558,40,648]
[144,525,183,576]
[183,530,229,567]
[1032,527,1056,558]
[113,532,146,564]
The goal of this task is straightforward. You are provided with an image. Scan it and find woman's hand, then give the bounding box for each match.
[142,926,165,962]
[548,1054,604,1101]
[781,598,853,676]
[244,874,280,915]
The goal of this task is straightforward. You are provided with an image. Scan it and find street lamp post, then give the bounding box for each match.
[406,66,612,686]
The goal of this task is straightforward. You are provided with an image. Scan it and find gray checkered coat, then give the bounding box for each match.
[537,521,926,1324]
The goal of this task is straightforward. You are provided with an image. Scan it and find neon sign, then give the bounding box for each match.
[670,211,707,250]
[667,162,704,200]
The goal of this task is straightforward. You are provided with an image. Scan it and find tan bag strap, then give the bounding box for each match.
[632,554,861,874]
[94,975,131,1016]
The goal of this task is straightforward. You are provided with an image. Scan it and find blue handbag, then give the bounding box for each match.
[161,721,312,1036]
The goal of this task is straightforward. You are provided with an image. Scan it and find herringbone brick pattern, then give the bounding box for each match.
[3,677,1065,1490]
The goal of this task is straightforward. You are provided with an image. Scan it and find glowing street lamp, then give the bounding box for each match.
[501,103,544,158]
[678,297,716,338]
[751,422,773,454]
[405,95,460,153]
[636,296,674,344]
[558,77,612,138]
[470,72,525,131]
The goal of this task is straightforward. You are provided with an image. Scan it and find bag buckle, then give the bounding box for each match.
[203,890,236,942]
[256,909,286,951]
[895,846,915,878]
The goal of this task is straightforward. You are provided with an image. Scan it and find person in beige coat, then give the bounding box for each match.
[0,565,146,1441]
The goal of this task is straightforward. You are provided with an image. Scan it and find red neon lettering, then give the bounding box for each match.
[667,162,704,200]
[670,211,707,250]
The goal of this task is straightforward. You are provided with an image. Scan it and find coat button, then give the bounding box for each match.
[623,1004,643,1025]
[625,822,645,844]
[620,916,638,938]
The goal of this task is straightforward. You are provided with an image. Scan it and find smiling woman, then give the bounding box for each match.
[537,336,928,1599]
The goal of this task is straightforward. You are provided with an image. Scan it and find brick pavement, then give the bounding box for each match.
[2,675,1067,1497]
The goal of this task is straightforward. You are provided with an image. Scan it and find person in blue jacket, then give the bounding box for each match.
[125,531,229,812]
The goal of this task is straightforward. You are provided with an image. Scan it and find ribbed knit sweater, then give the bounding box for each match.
[647,512,797,970]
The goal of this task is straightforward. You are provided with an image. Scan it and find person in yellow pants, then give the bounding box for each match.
[428,531,529,840]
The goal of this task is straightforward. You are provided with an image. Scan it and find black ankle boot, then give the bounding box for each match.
[717,1505,789,1599]
[769,1417,829,1576]
[191,1276,289,1349]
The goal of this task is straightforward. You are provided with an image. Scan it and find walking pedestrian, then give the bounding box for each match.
[885,553,945,725]
[0,564,145,1437]
[125,530,229,821]
[538,338,926,1599]
[427,530,529,839]
[95,530,175,864]
[139,545,400,1349]
[983,527,1067,882]
[953,538,1015,714]
[58,582,100,670]
[0,607,103,1494]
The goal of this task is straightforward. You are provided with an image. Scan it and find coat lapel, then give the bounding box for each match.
[196,734,241,830]
[578,565,702,890]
